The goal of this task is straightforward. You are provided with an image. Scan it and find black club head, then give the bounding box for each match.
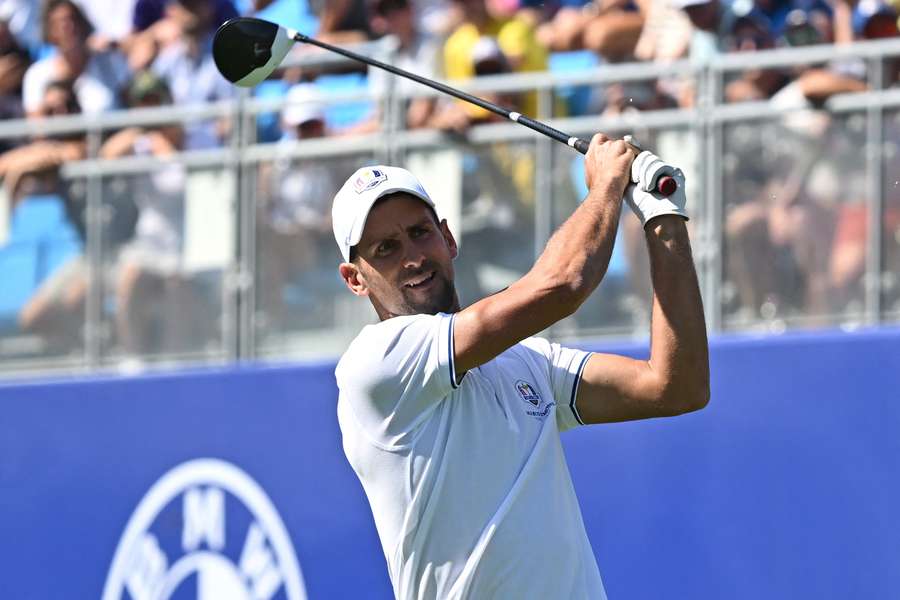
[213,17,285,85]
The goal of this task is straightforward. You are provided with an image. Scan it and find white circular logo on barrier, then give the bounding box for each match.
[103,459,307,600]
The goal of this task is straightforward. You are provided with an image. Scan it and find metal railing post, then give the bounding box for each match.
[701,63,723,334]
[865,56,885,324]
[84,126,104,368]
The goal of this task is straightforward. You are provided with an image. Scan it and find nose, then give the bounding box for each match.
[400,238,426,270]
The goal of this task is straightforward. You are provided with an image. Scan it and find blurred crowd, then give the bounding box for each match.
[0,0,898,362]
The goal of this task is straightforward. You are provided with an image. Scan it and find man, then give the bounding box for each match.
[149,0,236,149]
[332,137,710,599]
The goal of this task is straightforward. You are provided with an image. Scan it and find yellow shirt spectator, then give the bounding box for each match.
[443,17,548,119]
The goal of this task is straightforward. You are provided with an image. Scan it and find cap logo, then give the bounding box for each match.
[353,168,388,194]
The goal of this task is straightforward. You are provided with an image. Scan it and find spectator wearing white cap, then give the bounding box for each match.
[255,83,345,332]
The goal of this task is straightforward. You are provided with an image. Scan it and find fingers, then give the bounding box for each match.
[584,133,637,192]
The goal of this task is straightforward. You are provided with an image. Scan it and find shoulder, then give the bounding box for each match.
[444,23,478,52]
[24,56,53,82]
[508,336,554,362]
[335,314,448,383]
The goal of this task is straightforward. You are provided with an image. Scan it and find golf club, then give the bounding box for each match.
[212,17,677,196]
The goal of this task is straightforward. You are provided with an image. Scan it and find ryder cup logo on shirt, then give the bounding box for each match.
[102,458,307,600]
[516,380,555,419]
[353,167,388,194]
[516,380,541,406]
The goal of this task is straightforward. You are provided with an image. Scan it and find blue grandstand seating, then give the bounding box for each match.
[0,241,40,326]
[314,72,374,131]
[0,194,82,329]
[548,50,601,117]
[254,79,291,143]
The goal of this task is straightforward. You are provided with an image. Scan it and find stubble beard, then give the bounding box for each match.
[398,271,458,316]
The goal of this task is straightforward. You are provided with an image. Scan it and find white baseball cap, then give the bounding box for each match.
[332,165,437,262]
[282,83,326,127]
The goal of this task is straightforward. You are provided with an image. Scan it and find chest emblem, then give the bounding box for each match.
[515,380,541,406]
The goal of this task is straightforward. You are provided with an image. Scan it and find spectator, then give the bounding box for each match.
[723,136,836,323]
[128,0,238,70]
[350,0,443,133]
[99,70,197,357]
[724,6,792,102]
[8,80,90,350]
[0,8,30,150]
[309,0,374,44]
[443,0,547,122]
[256,83,342,331]
[149,0,236,149]
[74,0,140,49]
[22,0,130,118]
[673,0,735,63]
[0,79,86,199]
[633,0,694,61]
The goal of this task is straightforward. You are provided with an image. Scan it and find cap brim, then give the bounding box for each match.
[344,186,435,250]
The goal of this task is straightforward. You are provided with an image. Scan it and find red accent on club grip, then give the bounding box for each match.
[657,176,677,196]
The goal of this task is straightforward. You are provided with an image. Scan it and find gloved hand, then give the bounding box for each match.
[624,167,688,228]
[631,150,675,193]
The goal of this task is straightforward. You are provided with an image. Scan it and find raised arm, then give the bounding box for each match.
[575,214,710,423]
[453,134,634,374]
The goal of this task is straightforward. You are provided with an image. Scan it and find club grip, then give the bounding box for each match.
[572,136,677,197]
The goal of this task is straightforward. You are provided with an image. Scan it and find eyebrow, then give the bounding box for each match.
[364,217,435,253]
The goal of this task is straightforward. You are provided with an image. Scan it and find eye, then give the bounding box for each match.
[375,239,398,257]
[410,225,430,238]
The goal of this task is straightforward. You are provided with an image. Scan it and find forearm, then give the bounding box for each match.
[529,179,624,306]
[645,216,709,409]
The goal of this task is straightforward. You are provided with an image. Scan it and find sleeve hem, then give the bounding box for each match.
[448,313,460,389]
[569,352,592,426]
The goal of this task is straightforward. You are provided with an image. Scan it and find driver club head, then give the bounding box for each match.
[213,17,296,87]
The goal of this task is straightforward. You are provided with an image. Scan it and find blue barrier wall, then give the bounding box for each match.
[1,328,898,599]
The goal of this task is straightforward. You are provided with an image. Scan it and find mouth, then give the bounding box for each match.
[404,271,436,290]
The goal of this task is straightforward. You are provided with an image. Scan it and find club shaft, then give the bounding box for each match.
[291,31,676,195]
[293,32,588,149]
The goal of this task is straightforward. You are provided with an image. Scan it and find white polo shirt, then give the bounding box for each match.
[336,312,607,600]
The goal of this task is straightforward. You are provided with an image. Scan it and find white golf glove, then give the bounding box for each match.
[631,150,674,192]
[624,166,688,228]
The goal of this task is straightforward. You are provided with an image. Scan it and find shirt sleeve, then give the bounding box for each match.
[335,313,460,447]
[546,342,592,433]
[22,61,47,113]
[518,337,592,432]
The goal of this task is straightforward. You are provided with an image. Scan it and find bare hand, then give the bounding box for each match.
[584,133,636,193]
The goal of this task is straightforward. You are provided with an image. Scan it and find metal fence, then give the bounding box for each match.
[1,38,899,375]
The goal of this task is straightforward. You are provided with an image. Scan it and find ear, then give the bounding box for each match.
[339,262,369,297]
[440,219,459,260]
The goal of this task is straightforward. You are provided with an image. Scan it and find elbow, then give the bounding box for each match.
[529,267,591,318]
[659,378,710,416]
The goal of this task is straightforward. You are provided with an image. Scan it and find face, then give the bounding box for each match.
[296,118,326,139]
[731,22,774,51]
[340,194,460,319]
[47,3,87,49]
[684,2,719,32]
[167,0,214,36]
[41,86,78,116]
